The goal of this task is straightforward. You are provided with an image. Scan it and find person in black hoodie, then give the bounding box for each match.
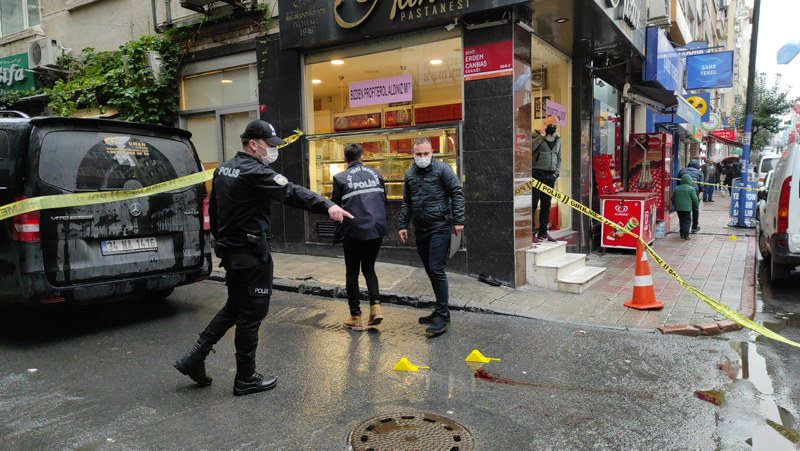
[331,143,391,331]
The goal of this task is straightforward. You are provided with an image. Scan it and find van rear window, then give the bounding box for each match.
[760,158,777,173]
[39,132,199,192]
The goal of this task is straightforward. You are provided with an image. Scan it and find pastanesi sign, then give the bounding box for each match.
[278,0,527,50]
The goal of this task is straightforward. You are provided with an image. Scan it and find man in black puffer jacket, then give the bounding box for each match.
[677,158,704,233]
[398,137,465,335]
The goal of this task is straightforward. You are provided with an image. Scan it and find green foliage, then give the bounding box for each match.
[0,89,35,110]
[44,35,182,126]
[733,72,798,150]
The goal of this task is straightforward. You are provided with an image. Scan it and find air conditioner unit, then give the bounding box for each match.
[648,0,671,28]
[28,37,65,70]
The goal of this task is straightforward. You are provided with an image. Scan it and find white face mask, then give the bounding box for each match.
[256,142,279,165]
[414,156,432,168]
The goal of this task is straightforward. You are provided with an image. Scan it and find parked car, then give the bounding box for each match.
[755,169,774,223]
[757,152,781,188]
[0,113,212,305]
[757,145,800,282]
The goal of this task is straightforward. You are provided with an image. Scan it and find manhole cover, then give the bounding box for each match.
[347,411,475,450]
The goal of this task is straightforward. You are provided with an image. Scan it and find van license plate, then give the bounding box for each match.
[101,237,158,255]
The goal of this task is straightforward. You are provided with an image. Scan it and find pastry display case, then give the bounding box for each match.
[309,126,459,200]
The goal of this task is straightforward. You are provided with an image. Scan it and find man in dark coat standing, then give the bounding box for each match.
[331,143,391,331]
[398,137,465,336]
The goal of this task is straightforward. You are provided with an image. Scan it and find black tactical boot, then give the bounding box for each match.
[233,372,278,396]
[174,338,214,387]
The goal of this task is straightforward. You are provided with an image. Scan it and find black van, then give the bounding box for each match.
[0,114,212,305]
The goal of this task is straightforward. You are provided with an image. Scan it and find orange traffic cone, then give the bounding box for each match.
[624,240,665,310]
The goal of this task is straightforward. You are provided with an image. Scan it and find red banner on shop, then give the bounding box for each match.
[463,41,513,81]
[712,129,737,141]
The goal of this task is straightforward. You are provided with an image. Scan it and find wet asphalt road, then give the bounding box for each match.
[1,279,799,449]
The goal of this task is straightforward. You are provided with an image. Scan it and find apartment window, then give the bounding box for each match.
[0,0,41,37]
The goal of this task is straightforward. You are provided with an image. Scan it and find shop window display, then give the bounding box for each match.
[304,32,462,200]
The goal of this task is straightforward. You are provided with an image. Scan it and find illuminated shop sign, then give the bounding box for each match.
[278,0,526,50]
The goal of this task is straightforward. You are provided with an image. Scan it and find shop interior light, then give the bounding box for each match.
[312,79,322,84]
[331,60,345,65]
[221,79,233,84]
[430,59,443,65]
[554,18,569,23]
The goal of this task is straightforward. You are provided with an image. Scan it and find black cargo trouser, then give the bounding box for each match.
[531,169,557,235]
[343,237,383,316]
[199,251,273,378]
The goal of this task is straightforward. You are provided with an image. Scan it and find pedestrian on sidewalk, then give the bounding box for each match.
[398,137,465,336]
[701,159,716,202]
[530,114,562,243]
[174,120,352,396]
[672,174,699,240]
[726,161,742,194]
[677,158,703,233]
[331,143,391,332]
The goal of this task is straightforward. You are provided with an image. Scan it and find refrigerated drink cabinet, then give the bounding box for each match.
[600,193,659,249]
[627,133,672,232]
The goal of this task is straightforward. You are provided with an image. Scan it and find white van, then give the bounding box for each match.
[758,145,800,282]
[757,153,781,188]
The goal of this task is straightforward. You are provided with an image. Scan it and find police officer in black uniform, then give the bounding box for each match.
[174,120,352,396]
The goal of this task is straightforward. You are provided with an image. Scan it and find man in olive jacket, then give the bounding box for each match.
[531,114,562,243]
[398,137,465,335]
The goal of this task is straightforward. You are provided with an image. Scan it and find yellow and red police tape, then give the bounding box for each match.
[0,130,305,223]
[516,178,800,348]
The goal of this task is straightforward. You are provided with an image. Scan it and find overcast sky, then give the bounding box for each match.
[746,0,800,99]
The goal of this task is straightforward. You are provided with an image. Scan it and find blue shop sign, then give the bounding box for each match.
[643,27,683,92]
[686,51,734,90]
[730,181,757,219]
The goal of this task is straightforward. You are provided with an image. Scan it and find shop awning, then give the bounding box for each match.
[622,83,678,113]
[707,131,744,148]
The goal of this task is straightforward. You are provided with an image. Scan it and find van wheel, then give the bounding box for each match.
[758,230,771,259]
[770,260,791,283]
[140,288,174,302]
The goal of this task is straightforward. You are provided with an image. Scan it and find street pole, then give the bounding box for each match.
[734,0,761,227]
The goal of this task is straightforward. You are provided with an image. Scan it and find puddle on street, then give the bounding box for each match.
[713,340,800,448]
[471,367,654,399]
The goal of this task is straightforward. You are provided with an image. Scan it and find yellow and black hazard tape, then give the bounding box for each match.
[525,177,800,348]
[670,178,761,192]
[0,131,305,223]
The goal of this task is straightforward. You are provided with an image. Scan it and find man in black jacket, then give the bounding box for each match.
[331,143,391,331]
[174,120,352,396]
[398,137,465,335]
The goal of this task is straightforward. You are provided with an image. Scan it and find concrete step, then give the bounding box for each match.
[525,241,567,265]
[557,266,607,294]
[527,253,586,290]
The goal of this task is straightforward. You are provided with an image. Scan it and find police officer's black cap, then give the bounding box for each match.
[240,120,286,147]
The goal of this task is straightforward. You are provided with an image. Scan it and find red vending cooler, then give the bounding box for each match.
[600,193,658,249]
[628,133,672,231]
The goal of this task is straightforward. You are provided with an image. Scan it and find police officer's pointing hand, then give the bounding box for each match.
[328,205,353,223]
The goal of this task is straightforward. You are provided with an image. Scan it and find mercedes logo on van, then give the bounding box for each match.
[129,203,142,217]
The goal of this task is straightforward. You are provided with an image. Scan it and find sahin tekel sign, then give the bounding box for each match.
[685,51,734,90]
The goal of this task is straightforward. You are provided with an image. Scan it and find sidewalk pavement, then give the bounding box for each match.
[209,192,755,336]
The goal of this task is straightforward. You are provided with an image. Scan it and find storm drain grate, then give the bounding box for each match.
[347,411,475,450]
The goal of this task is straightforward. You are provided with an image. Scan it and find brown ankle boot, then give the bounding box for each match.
[343,314,363,331]
[368,304,384,325]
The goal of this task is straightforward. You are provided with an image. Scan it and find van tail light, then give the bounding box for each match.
[777,176,791,234]
[12,196,41,242]
[40,297,65,304]
[202,195,211,231]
